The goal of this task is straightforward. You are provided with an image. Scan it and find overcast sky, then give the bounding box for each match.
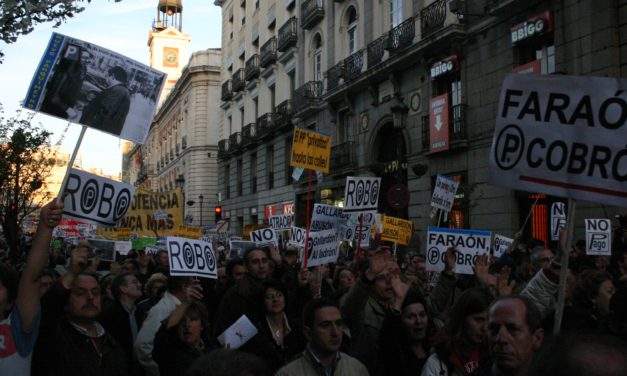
[0,0,221,176]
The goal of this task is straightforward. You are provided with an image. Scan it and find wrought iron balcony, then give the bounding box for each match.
[330,141,356,174]
[386,17,415,53]
[294,81,323,114]
[257,112,274,136]
[245,54,260,81]
[218,138,231,159]
[367,36,387,68]
[274,100,293,129]
[242,122,258,147]
[278,17,298,52]
[326,62,344,92]
[421,0,447,37]
[301,0,324,30]
[260,37,277,67]
[232,68,245,92]
[344,49,364,82]
[451,104,468,143]
[221,80,233,101]
[229,132,243,152]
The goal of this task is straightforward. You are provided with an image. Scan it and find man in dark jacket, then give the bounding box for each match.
[80,65,131,135]
[99,272,143,368]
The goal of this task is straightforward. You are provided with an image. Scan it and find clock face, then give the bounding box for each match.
[163,47,179,67]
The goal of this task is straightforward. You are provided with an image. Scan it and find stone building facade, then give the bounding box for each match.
[217,0,626,245]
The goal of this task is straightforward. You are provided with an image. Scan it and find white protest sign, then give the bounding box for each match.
[310,204,344,231]
[24,33,166,144]
[550,202,567,241]
[343,176,382,213]
[217,315,258,350]
[292,167,305,181]
[145,246,159,256]
[114,241,132,256]
[493,234,514,258]
[489,74,627,208]
[166,237,218,279]
[268,214,294,230]
[431,175,460,212]
[305,229,340,268]
[585,219,612,255]
[61,168,134,227]
[426,227,492,275]
[250,228,278,247]
[289,227,306,248]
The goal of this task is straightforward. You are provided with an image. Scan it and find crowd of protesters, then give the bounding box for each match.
[0,199,626,376]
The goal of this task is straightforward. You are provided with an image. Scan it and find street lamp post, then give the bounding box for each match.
[199,195,204,227]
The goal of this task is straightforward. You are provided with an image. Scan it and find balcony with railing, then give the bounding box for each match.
[421,0,448,37]
[294,81,323,114]
[242,122,258,147]
[221,80,233,101]
[257,112,274,136]
[367,36,387,68]
[326,62,344,92]
[274,100,293,130]
[245,54,260,81]
[218,139,231,159]
[229,132,242,153]
[278,17,298,52]
[344,49,364,82]
[232,68,245,92]
[301,0,324,30]
[386,17,415,53]
[330,141,356,175]
[260,37,277,67]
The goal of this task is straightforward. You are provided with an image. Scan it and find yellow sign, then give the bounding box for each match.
[97,227,131,240]
[111,188,184,237]
[381,215,413,245]
[290,128,331,173]
[175,226,202,239]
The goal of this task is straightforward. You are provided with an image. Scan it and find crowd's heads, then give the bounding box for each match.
[156,250,169,269]
[333,267,356,291]
[244,248,270,280]
[186,349,269,376]
[167,275,190,294]
[225,258,247,283]
[488,295,544,375]
[177,300,209,347]
[39,269,57,297]
[100,273,115,301]
[0,264,18,315]
[573,270,615,316]
[401,291,431,344]
[145,272,168,297]
[302,298,344,355]
[262,279,286,315]
[111,272,142,302]
[447,287,491,346]
[282,246,300,266]
[67,272,102,320]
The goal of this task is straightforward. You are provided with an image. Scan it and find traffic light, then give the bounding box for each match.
[214,206,222,222]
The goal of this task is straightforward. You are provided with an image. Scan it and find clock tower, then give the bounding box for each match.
[148,0,191,105]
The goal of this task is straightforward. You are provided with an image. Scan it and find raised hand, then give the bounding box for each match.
[443,247,457,274]
[496,266,516,296]
[390,274,410,310]
[39,199,63,230]
[365,250,388,280]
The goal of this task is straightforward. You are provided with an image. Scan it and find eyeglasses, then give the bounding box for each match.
[264,292,283,300]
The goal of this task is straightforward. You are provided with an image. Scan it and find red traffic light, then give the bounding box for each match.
[214,206,222,214]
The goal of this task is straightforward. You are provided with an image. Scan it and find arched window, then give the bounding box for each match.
[313,33,323,81]
[346,6,358,55]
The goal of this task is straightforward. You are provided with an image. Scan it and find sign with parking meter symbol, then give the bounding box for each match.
[167,237,217,279]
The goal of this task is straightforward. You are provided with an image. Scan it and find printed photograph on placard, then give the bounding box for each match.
[23,33,166,144]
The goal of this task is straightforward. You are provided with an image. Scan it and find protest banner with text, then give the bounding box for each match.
[166,237,217,279]
[290,128,331,173]
[381,215,413,246]
[343,177,382,213]
[116,188,183,237]
[310,204,345,231]
[426,227,492,275]
[492,234,514,258]
[250,228,278,247]
[431,175,460,212]
[305,229,340,268]
[268,214,294,230]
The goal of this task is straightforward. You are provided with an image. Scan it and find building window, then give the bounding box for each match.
[251,152,258,193]
[269,85,276,112]
[288,71,295,100]
[225,164,231,199]
[512,13,555,74]
[240,107,245,129]
[338,110,349,144]
[346,6,358,55]
[285,137,292,185]
[313,33,323,82]
[228,115,233,135]
[267,145,275,189]
[389,0,402,28]
[237,158,243,196]
[253,97,259,120]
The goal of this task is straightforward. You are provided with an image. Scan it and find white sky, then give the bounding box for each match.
[0,0,221,176]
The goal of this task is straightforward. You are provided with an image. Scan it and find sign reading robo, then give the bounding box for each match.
[489,74,627,208]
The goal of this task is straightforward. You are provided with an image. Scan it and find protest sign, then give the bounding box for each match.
[175,226,202,239]
[268,214,294,230]
[24,33,165,144]
[426,227,492,275]
[86,239,117,261]
[310,204,344,231]
[114,241,132,256]
[493,234,514,258]
[551,202,567,241]
[343,177,382,213]
[132,237,157,250]
[250,228,278,247]
[381,216,413,246]
[289,227,307,248]
[290,128,331,173]
[431,175,460,212]
[217,315,258,350]
[585,219,612,255]
[145,246,159,256]
[61,168,134,227]
[116,188,183,237]
[489,74,627,208]
[228,240,257,260]
[53,218,96,238]
[305,229,340,268]
[166,237,217,279]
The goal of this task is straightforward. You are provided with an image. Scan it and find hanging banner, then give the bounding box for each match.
[250,228,278,247]
[343,177,382,213]
[489,74,627,208]
[493,234,514,258]
[431,175,460,212]
[550,202,567,241]
[305,229,340,268]
[426,227,492,275]
[310,204,344,231]
[290,128,332,173]
[429,94,450,153]
[116,188,183,237]
[381,216,413,246]
[166,237,218,279]
[268,214,294,230]
[585,219,612,255]
[24,33,165,144]
[61,168,134,227]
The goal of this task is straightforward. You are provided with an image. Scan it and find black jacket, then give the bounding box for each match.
[377,312,429,376]
[242,315,305,372]
[152,321,215,376]
[99,300,141,367]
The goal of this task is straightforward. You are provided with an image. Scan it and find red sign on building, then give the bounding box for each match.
[264,201,295,220]
[429,94,450,153]
[513,60,541,74]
